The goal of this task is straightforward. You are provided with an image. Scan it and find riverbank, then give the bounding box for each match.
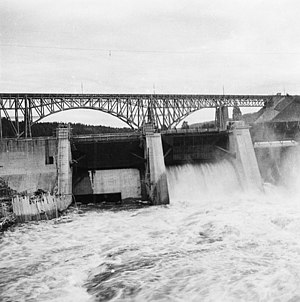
[0,178,16,231]
[0,207,16,232]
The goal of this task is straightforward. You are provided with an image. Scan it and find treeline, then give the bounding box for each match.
[0,118,133,137]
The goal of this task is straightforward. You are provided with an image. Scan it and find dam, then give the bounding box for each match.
[0,93,298,219]
[0,121,261,211]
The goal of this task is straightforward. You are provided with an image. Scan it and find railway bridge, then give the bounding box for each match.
[0,93,272,138]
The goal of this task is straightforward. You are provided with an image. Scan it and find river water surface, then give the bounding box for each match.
[1,156,300,301]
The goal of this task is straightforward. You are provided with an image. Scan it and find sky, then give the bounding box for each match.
[0,0,300,127]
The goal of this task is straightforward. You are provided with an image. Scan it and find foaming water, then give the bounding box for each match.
[2,157,300,301]
[167,160,242,204]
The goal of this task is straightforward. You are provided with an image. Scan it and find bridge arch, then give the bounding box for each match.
[171,107,216,128]
[33,107,136,129]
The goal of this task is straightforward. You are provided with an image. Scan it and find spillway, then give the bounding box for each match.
[167,160,242,204]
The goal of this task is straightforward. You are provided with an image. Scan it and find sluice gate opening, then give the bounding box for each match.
[162,130,230,166]
[71,130,233,206]
[71,134,146,206]
[74,193,122,205]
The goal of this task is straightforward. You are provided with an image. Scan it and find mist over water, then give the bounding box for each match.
[2,149,300,301]
[167,160,242,204]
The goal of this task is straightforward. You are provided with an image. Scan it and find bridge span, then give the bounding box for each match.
[0,93,272,137]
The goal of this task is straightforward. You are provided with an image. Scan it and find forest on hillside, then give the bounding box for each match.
[0,118,133,137]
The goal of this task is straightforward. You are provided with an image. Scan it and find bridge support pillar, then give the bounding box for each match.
[56,125,73,206]
[215,105,229,130]
[144,124,169,205]
[229,121,263,191]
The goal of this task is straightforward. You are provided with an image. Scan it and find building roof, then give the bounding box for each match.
[254,96,300,123]
[272,96,300,122]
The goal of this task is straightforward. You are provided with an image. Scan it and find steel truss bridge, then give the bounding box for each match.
[0,93,272,137]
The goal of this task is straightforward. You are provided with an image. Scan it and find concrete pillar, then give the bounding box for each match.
[216,106,229,130]
[56,126,72,203]
[144,124,169,205]
[229,121,263,191]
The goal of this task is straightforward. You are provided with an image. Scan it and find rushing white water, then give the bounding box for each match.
[2,152,300,301]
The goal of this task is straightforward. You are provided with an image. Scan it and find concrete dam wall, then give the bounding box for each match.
[0,128,73,221]
[0,123,265,206]
[0,137,57,193]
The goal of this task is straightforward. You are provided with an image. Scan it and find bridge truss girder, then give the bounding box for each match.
[0,93,271,137]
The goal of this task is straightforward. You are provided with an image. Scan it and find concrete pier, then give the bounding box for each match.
[229,121,263,191]
[56,126,72,203]
[144,126,169,205]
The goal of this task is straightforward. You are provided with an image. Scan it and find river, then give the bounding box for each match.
[1,151,300,301]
